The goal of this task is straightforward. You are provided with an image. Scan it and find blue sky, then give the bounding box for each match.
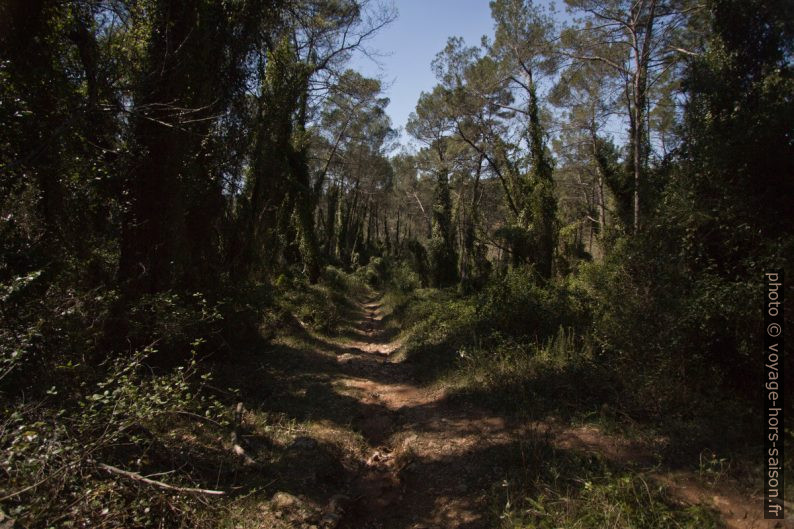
[349,1,497,141]
[349,1,564,145]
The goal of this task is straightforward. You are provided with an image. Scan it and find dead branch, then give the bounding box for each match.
[98,463,225,496]
[230,402,256,466]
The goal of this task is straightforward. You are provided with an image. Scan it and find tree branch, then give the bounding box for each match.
[98,464,225,496]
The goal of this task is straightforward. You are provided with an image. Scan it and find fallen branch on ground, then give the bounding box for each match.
[231,402,256,465]
[98,463,225,496]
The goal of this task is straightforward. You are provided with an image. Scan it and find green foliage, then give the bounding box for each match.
[455,329,604,415]
[322,265,364,296]
[1,0,790,525]
[677,0,793,270]
[574,234,765,456]
[276,267,367,334]
[567,0,794,422]
[404,239,431,287]
[498,471,722,529]
[361,256,388,287]
[556,221,591,276]
[393,269,597,407]
[278,281,343,334]
[389,262,731,529]
[427,235,458,288]
[595,137,632,232]
[125,292,225,360]
[394,288,478,380]
[389,261,423,293]
[428,171,459,287]
[476,267,590,341]
[1,349,227,528]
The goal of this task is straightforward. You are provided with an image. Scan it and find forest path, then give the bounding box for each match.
[327,293,780,529]
[334,294,507,528]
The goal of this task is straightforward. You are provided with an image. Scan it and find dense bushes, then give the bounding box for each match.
[391,268,598,405]
[0,266,233,527]
[1,333,229,528]
[476,267,590,343]
[0,260,374,527]
[389,241,773,447]
[393,288,478,381]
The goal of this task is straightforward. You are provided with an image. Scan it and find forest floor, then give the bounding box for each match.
[217,289,787,529]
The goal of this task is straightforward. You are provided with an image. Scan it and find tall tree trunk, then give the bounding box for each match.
[526,76,556,279]
[120,1,200,293]
[630,0,656,234]
[590,126,608,238]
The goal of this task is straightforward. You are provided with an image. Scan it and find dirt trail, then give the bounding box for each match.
[328,295,787,529]
[333,296,516,528]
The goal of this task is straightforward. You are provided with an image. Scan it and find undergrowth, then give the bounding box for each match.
[487,433,722,528]
[495,468,722,529]
[0,263,367,528]
[385,260,790,523]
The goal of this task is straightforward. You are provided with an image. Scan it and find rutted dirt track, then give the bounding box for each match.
[335,296,512,528]
[315,294,785,529]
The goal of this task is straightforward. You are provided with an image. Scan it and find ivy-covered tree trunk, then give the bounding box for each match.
[324,184,339,258]
[232,38,309,281]
[429,169,458,287]
[335,192,347,263]
[290,139,322,283]
[527,79,557,280]
[508,78,557,279]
